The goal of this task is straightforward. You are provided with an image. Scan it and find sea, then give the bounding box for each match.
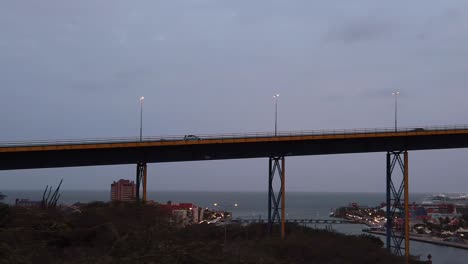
[2,190,468,264]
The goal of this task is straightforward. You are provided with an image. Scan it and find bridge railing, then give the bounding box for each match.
[2,124,468,147]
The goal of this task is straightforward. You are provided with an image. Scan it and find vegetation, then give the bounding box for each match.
[0,202,424,264]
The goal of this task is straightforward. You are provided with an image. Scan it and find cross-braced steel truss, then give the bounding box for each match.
[386,151,409,259]
[268,156,285,238]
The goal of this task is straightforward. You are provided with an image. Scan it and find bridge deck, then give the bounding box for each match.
[238,218,359,224]
[1,125,468,170]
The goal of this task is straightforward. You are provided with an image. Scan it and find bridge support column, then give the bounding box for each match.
[268,156,286,239]
[386,151,409,262]
[136,163,147,202]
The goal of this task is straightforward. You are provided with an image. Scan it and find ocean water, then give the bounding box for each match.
[1,190,467,264]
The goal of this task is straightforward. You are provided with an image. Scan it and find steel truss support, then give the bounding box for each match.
[268,156,286,238]
[386,151,409,262]
[136,163,147,202]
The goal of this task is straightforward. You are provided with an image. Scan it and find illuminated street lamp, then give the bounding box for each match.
[392,91,399,132]
[139,96,144,141]
[274,94,279,136]
[213,203,238,245]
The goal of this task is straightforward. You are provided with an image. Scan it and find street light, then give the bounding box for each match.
[273,94,279,136]
[139,96,144,141]
[213,203,238,245]
[392,91,399,132]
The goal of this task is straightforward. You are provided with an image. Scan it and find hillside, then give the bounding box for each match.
[0,202,423,264]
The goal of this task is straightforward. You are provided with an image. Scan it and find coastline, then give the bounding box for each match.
[364,230,468,250]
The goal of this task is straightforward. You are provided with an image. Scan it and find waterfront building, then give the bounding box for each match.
[15,198,42,208]
[110,179,136,202]
[195,206,204,223]
[172,210,189,226]
[159,202,202,224]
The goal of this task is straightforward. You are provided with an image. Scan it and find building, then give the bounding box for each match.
[15,198,42,208]
[159,202,203,225]
[110,179,136,202]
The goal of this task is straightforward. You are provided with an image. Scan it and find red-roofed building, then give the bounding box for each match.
[110,179,136,202]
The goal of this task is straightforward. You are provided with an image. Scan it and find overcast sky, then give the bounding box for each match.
[1,0,468,193]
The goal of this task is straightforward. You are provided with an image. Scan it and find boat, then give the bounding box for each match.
[422,194,468,206]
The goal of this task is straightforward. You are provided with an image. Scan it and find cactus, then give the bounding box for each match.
[41,179,63,209]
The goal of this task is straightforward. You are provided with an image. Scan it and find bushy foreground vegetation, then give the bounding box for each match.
[0,202,423,264]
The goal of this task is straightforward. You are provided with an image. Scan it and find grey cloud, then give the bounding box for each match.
[444,8,463,22]
[323,94,345,103]
[417,7,466,40]
[69,80,102,93]
[326,18,395,43]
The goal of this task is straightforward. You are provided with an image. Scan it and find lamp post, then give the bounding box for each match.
[274,94,279,136]
[392,91,399,132]
[214,203,238,245]
[139,96,144,141]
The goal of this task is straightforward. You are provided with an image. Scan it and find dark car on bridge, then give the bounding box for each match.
[184,135,200,141]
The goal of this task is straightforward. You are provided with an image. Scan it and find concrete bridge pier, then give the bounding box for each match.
[386,150,409,263]
[268,156,286,239]
[136,163,147,202]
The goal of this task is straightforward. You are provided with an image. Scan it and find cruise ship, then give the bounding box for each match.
[421,194,468,206]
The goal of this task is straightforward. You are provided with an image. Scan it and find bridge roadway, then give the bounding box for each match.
[237,218,361,225]
[1,125,468,170]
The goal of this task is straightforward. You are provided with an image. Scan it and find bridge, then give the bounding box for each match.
[2,125,468,169]
[238,218,361,225]
[2,124,468,258]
